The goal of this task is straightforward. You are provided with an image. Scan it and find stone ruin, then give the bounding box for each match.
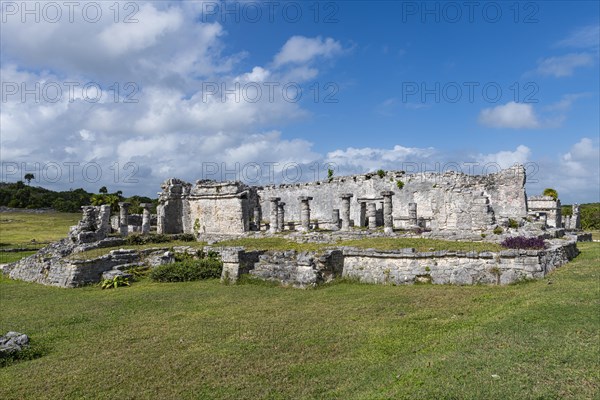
[156,165,530,236]
[155,165,588,236]
[2,164,591,289]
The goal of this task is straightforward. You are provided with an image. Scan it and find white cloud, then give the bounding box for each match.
[273,36,343,67]
[478,102,540,129]
[476,145,531,169]
[98,4,183,56]
[536,53,594,77]
[560,138,599,176]
[78,129,95,141]
[325,145,436,173]
[543,93,589,112]
[526,138,600,203]
[557,24,600,49]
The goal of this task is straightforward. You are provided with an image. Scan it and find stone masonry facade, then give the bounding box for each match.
[157,165,528,235]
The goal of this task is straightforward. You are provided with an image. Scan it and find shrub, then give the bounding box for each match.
[543,188,558,200]
[508,219,519,229]
[172,233,196,242]
[501,236,545,250]
[125,233,172,245]
[149,258,223,282]
[493,226,503,235]
[396,180,404,190]
[377,169,385,178]
[100,276,130,289]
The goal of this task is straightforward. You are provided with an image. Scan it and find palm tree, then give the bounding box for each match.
[24,173,35,185]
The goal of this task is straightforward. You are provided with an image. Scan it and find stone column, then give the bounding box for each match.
[332,209,340,230]
[269,197,280,233]
[359,202,367,227]
[340,194,353,231]
[140,203,151,234]
[367,203,377,230]
[563,215,571,230]
[572,204,581,229]
[381,191,395,234]
[118,202,130,236]
[277,202,286,232]
[298,196,313,232]
[408,202,418,228]
[97,205,111,238]
[254,207,261,231]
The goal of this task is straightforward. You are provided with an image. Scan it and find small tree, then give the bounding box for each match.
[24,173,34,185]
[543,188,558,200]
[99,186,108,194]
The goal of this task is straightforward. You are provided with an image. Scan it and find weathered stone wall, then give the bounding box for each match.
[342,239,577,285]
[186,182,251,234]
[6,245,141,288]
[157,178,191,234]
[257,165,526,232]
[249,249,344,288]
[157,179,254,234]
[527,195,562,228]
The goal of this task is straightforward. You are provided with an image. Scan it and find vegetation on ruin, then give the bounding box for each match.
[500,236,546,250]
[542,188,559,200]
[1,242,598,398]
[215,237,502,253]
[337,237,502,252]
[215,237,329,252]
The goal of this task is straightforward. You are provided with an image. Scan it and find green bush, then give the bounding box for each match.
[396,180,404,190]
[493,226,504,235]
[508,219,519,229]
[100,276,130,289]
[149,258,223,282]
[543,188,558,200]
[125,234,173,245]
[377,169,385,178]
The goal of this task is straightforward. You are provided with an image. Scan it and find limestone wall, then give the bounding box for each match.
[527,195,562,228]
[214,238,577,287]
[157,179,255,234]
[342,239,577,285]
[257,165,526,231]
[6,245,141,288]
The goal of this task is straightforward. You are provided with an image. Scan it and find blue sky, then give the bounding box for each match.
[1,1,598,203]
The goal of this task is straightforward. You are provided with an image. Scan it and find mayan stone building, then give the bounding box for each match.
[156,165,529,235]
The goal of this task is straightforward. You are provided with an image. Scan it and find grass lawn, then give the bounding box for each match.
[69,236,502,262]
[0,212,80,246]
[1,242,598,399]
[214,236,502,253]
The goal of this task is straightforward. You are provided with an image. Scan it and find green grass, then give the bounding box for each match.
[72,236,501,262]
[0,251,37,264]
[0,212,80,247]
[215,237,329,252]
[215,237,501,253]
[337,237,502,252]
[1,243,598,399]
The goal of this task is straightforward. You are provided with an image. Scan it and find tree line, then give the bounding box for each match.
[0,181,157,214]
